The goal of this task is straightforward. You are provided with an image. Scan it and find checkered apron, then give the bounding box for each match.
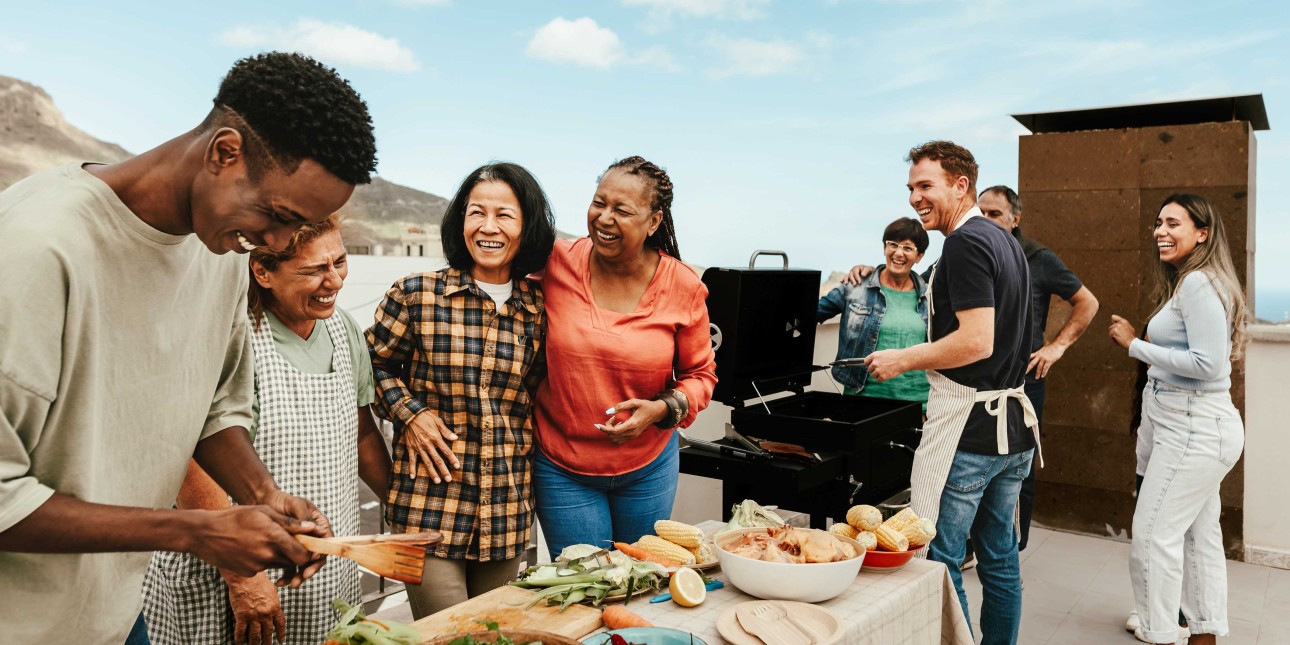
[906,256,1041,558]
[142,312,362,644]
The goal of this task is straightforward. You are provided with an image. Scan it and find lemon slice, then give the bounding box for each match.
[669,566,706,607]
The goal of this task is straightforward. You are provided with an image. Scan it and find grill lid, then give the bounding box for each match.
[703,250,824,406]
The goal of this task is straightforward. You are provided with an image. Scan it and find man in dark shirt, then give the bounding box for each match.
[978,186,1099,550]
[866,141,1037,645]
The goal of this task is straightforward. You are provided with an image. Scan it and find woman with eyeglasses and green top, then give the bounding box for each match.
[817,217,931,409]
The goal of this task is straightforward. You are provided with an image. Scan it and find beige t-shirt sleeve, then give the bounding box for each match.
[200,290,255,440]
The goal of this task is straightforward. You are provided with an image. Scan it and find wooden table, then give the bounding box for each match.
[599,521,973,645]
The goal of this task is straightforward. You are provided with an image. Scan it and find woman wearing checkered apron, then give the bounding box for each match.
[142,215,392,645]
[367,163,556,618]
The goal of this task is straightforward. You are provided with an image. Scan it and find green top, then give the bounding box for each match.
[250,308,376,440]
[853,286,929,409]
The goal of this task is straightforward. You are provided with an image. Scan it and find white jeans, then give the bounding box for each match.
[1130,378,1244,643]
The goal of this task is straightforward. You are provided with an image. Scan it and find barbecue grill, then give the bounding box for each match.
[679,251,923,528]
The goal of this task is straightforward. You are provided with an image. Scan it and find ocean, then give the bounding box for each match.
[1255,289,1290,324]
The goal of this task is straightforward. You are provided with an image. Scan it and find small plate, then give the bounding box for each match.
[582,627,708,645]
[718,601,843,645]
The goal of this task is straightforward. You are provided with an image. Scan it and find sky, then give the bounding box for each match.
[3,0,1288,318]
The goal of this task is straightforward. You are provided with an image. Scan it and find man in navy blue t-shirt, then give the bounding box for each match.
[864,141,1038,645]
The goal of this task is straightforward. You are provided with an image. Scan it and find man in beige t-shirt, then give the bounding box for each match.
[0,52,378,643]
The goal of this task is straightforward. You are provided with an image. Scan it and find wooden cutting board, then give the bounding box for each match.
[413,584,603,642]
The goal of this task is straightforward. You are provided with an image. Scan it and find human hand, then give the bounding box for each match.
[258,489,333,587]
[187,503,320,586]
[864,349,907,382]
[1026,343,1067,379]
[402,411,460,483]
[843,264,876,286]
[224,571,285,645]
[1109,315,1136,350]
[596,399,669,444]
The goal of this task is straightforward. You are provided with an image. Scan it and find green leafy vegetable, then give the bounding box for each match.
[510,544,668,610]
[324,599,421,645]
[446,620,542,645]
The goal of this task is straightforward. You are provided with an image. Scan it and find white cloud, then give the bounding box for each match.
[707,36,804,78]
[631,45,683,72]
[219,19,421,73]
[0,36,26,55]
[623,0,771,21]
[525,17,625,69]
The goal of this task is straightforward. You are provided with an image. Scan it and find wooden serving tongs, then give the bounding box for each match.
[295,531,442,584]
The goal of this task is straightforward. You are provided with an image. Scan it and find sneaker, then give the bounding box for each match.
[961,552,977,570]
[1125,611,1140,633]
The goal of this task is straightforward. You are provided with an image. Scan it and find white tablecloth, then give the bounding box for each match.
[603,521,973,645]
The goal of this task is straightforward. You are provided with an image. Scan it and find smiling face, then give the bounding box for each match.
[463,180,524,283]
[883,239,924,280]
[252,229,348,332]
[190,130,355,255]
[1155,202,1209,268]
[587,169,662,263]
[978,190,1019,232]
[907,158,971,234]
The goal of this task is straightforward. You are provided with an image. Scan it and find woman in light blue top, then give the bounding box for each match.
[1109,194,1249,645]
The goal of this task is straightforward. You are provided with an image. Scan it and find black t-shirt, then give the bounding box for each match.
[1025,247,1083,355]
[930,216,1035,455]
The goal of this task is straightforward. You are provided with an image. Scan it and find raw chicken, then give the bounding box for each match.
[723,526,858,563]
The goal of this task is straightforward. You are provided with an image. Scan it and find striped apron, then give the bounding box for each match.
[142,312,362,644]
[906,236,1043,556]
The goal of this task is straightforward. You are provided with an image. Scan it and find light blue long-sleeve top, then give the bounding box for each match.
[1128,271,1233,391]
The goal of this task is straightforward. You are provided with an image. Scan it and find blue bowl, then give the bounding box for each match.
[581,627,707,645]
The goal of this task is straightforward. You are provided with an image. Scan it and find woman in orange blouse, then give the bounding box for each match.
[366,162,555,618]
[532,156,717,558]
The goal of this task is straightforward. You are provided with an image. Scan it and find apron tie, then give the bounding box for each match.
[975,385,1043,468]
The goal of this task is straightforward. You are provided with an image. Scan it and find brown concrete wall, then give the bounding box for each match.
[1018,121,1254,559]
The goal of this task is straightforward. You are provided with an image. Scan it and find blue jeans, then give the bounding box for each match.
[533,433,679,560]
[928,448,1034,645]
[124,613,150,645]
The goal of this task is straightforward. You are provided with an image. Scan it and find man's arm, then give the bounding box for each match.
[1028,286,1099,378]
[865,307,994,381]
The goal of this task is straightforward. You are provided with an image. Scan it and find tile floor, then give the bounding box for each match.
[369,526,1288,644]
[960,527,1287,644]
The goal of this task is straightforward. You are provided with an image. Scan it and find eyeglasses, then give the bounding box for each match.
[884,241,919,255]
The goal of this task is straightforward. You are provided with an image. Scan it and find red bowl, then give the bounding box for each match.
[861,546,924,570]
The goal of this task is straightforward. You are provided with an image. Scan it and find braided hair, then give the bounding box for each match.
[602,155,681,260]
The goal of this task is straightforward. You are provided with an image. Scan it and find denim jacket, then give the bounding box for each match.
[816,265,930,390]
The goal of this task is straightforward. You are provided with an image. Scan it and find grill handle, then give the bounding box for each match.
[748,250,789,269]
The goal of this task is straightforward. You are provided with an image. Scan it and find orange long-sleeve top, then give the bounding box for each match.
[535,238,717,476]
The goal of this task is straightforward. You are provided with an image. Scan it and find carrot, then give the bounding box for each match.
[603,605,653,629]
[613,541,681,568]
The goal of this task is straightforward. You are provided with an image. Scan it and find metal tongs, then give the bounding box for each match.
[678,425,771,462]
[829,357,869,368]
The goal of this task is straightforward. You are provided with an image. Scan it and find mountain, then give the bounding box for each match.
[0,75,446,248]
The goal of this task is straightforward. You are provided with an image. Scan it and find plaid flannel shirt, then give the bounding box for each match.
[366,268,545,561]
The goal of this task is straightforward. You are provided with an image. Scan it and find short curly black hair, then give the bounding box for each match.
[203,52,377,185]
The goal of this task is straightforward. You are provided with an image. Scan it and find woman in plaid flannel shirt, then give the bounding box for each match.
[366,163,557,618]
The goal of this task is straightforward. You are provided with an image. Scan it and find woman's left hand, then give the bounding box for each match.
[596,399,670,444]
[1109,314,1136,350]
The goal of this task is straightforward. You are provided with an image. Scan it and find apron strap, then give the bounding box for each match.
[974,386,1043,468]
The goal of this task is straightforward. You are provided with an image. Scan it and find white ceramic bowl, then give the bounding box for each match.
[714,527,865,603]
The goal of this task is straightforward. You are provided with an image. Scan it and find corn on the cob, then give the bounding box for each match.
[654,520,703,548]
[900,518,937,547]
[873,525,909,552]
[881,507,919,532]
[685,542,714,564]
[845,504,883,531]
[828,522,859,539]
[636,535,696,565]
[855,530,878,551]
